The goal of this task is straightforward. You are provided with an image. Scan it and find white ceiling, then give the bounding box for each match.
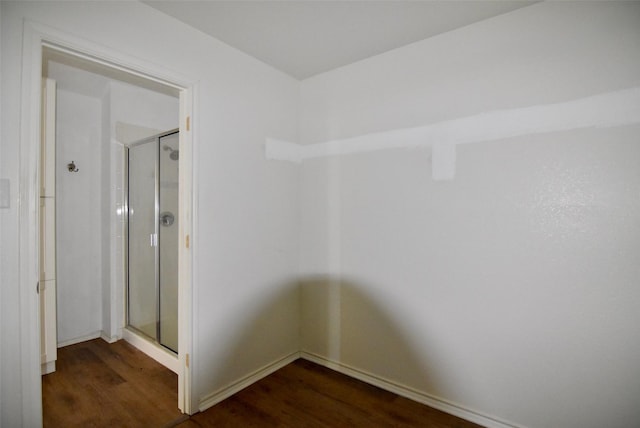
[143,1,536,80]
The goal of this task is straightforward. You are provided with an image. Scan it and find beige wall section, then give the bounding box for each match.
[299,2,640,428]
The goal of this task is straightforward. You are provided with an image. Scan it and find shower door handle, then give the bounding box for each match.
[150,233,158,247]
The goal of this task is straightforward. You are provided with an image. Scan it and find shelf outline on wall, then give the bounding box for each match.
[266,86,640,180]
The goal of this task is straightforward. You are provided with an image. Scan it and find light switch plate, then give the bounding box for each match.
[0,179,10,208]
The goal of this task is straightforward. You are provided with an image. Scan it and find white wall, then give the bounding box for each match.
[0,3,22,422]
[55,89,103,345]
[100,84,112,341]
[0,2,300,426]
[110,81,178,136]
[299,2,640,428]
[0,2,5,420]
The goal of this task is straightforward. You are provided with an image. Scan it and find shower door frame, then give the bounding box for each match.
[18,20,196,422]
[125,129,179,353]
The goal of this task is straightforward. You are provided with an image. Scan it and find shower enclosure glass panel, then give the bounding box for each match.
[127,130,179,353]
[128,140,158,340]
[159,132,179,352]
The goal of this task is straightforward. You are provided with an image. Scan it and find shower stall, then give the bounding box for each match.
[126,130,179,353]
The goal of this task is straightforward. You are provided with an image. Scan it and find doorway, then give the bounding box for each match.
[20,27,194,422]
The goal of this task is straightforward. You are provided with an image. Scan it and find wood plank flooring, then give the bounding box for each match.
[43,339,182,427]
[180,359,482,428]
[44,339,482,427]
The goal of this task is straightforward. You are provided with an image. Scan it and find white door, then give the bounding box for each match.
[40,77,57,375]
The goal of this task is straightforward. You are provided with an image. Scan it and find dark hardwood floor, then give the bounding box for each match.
[44,339,482,427]
[180,359,482,428]
[42,339,183,427]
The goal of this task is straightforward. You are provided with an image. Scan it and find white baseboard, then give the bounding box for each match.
[57,331,120,348]
[122,327,179,374]
[57,331,102,348]
[198,351,301,412]
[100,331,121,344]
[300,351,521,428]
[41,361,56,375]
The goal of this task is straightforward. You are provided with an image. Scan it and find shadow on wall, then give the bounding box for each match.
[299,276,445,395]
[206,275,445,407]
[203,280,301,396]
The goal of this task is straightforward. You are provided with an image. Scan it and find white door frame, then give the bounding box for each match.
[19,20,197,425]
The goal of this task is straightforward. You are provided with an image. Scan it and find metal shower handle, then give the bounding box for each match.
[160,211,175,227]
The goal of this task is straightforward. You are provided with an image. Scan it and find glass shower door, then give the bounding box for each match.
[127,139,158,341]
[159,132,179,352]
[127,130,179,354]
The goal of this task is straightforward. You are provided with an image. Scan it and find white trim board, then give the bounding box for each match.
[299,351,524,428]
[101,330,121,344]
[266,87,640,179]
[198,352,300,412]
[122,328,180,374]
[56,331,119,348]
[57,331,102,348]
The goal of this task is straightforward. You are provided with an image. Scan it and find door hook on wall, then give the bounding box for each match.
[67,161,79,172]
